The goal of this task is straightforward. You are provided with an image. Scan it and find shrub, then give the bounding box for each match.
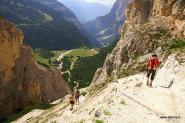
[120,99,126,105]
[37,61,50,68]
[79,119,85,123]
[35,48,55,59]
[104,110,111,116]
[170,39,185,50]
[81,91,87,96]
[95,120,104,123]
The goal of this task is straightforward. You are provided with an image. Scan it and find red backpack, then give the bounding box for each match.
[147,58,160,70]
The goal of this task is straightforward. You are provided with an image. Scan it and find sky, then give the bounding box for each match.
[85,0,116,6]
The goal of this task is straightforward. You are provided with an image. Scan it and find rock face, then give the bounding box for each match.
[0,18,69,120]
[92,0,185,84]
[83,0,130,46]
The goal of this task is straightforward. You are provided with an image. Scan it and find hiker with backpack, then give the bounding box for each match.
[75,89,80,105]
[146,54,160,87]
[69,93,75,111]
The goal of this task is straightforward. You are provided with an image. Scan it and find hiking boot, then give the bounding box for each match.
[149,83,153,87]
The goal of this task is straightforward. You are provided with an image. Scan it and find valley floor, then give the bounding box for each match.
[12,54,185,123]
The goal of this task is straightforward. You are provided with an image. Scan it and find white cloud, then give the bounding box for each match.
[85,0,116,6]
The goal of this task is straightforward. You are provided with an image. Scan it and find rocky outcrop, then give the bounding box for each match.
[92,0,185,84]
[83,0,130,46]
[0,18,69,120]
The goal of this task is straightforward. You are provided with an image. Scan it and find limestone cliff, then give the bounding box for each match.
[0,18,69,120]
[92,0,185,84]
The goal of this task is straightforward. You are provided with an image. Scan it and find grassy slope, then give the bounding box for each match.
[62,42,117,89]
[34,43,116,89]
[34,48,66,68]
[170,39,185,51]
[34,48,97,69]
[66,48,97,57]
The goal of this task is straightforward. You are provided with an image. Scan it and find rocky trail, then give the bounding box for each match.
[12,54,185,123]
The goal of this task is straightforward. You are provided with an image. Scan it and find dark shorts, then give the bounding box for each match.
[70,101,75,105]
[75,96,79,99]
[147,70,156,80]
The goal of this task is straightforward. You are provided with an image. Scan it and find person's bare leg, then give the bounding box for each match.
[150,79,153,87]
[150,71,155,87]
[146,70,150,86]
[78,98,79,105]
[70,104,72,110]
[146,77,149,86]
[71,104,74,110]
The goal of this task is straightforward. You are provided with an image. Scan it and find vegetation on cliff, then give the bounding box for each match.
[62,41,117,89]
[34,40,117,89]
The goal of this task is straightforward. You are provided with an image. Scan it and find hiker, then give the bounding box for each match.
[69,93,75,111]
[75,89,80,105]
[146,54,160,87]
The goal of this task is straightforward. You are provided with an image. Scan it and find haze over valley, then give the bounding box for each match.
[58,0,115,23]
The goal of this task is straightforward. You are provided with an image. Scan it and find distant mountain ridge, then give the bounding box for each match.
[58,0,111,23]
[83,0,129,46]
[35,0,81,27]
[0,0,91,50]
